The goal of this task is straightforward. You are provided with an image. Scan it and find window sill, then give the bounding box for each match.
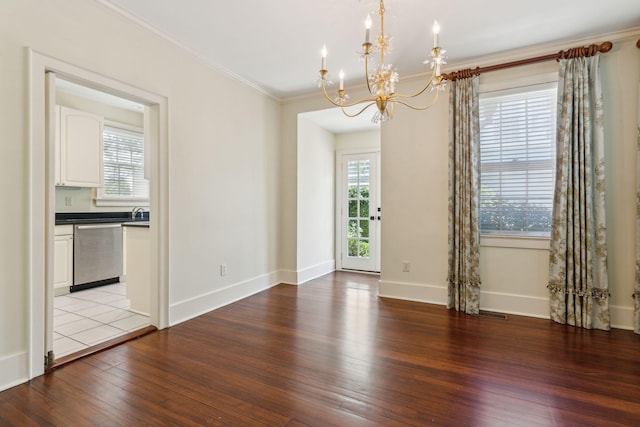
[95,198,149,208]
[480,234,550,250]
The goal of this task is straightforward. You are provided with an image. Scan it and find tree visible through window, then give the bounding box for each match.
[347,160,370,258]
[102,125,148,200]
[479,83,557,236]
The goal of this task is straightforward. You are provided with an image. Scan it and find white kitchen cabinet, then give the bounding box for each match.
[54,225,73,296]
[125,225,150,315]
[56,106,104,187]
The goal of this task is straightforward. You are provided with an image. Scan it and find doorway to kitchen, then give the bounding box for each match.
[29,51,169,378]
[51,77,152,360]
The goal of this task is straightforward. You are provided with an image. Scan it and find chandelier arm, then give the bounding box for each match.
[320,74,377,108]
[340,102,378,118]
[320,79,347,107]
[391,89,441,111]
[393,68,439,99]
[337,95,380,109]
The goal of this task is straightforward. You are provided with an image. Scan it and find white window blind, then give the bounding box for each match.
[101,125,148,200]
[479,83,557,236]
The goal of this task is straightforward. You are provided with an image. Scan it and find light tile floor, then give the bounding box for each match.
[54,283,150,358]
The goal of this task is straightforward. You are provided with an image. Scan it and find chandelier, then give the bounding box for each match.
[318,0,446,123]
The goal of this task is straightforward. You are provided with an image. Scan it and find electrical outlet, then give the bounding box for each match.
[65,196,72,206]
[220,264,228,276]
[402,261,410,272]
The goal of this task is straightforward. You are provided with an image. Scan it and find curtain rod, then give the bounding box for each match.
[442,41,613,81]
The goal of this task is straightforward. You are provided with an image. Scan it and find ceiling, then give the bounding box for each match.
[103,0,639,101]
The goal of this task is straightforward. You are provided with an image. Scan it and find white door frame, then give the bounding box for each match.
[28,50,169,378]
[335,148,381,272]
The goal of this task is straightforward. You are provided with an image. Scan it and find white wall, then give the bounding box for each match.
[335,129,381,151]
[0,0,281,389]
[296,116,336,282]
[293,120,381,284]
[379,36,640,329]
[281,90,378,278]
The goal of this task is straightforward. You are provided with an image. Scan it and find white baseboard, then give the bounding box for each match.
[378,280,447,305]
[0,351,28,392]
[169,270,281,326]
[610,305,634,330]
[296,259,335,285]
[479,291,549,319]
[278,269,298,285]
[378,280,636,330]
[277,261,335,285]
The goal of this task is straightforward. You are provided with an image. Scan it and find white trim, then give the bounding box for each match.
[448,27,640,74]
[95,198,150,207]
[610,305,634,331]
[28,50,170,381]
[284,27,640,103]
[96,0,279,101]
[480,235,550,250]
[479,75,559,96]
[480,291,549,319]
[379,280,636,330]
[378,280,447,305]
[0,352,28,392]
[169,271,281,325]
[103,120,143,133]
[278,269,299,286]
[378,280,550,319]
[296,260,335,285]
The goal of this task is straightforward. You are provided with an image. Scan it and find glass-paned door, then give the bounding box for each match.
[340,152,379,272]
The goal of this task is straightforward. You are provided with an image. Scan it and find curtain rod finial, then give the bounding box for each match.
[600,41,613,53]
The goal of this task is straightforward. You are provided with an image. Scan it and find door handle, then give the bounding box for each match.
[76,224,122,230]
[377,216,381,221]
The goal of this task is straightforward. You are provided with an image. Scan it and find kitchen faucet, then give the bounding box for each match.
[131,207,144,220]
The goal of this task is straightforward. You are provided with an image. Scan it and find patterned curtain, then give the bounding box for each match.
[547,54,610,330]
[635,84,640,334]
[447,76,481,314]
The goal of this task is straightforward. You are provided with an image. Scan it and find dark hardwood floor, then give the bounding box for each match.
[2,271,640,426]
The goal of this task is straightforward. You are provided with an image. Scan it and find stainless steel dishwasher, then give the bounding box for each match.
[73,223,123,291]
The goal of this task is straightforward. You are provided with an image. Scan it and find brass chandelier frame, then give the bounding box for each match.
[318,0,446,122]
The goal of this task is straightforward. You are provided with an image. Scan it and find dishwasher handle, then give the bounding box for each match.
[75,224,122,230]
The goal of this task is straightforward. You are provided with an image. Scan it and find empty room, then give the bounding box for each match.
[1,0,640,425]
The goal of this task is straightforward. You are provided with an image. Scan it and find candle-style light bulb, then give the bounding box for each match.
[339,69,345,90]
[365,14,372,44]
[321,44,327,70]
[432,20,440,47]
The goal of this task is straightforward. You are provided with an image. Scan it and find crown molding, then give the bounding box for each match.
[95,0,282,102]
[402,26,640,83]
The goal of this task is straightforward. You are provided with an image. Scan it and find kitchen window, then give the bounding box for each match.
[96,124,149,205]
[479,81,557,237]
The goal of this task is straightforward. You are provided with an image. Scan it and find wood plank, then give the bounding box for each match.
[2,271,640,425]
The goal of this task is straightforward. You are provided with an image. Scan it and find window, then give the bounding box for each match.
[99,125,148,203]
[479,82,557,236]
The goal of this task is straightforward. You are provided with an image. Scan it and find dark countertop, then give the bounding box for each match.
[55,211,149,225]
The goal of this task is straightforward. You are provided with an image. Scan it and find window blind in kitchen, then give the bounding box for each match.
[102,125,149,199]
